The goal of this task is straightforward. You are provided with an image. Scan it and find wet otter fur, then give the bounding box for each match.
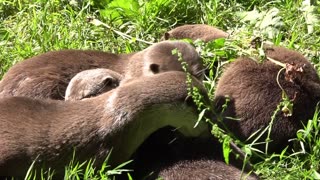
[214,45,320,152]
[0,71,209,177]
[161,24,229,42]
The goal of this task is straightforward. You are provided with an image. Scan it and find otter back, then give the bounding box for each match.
[161,24,229,42]
[214,46,320,152]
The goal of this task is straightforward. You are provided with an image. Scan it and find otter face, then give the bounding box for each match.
[65,68,123,101]
[143,41,204,80]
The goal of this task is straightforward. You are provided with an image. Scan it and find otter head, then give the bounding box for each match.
[65,68,123,101]
[145,41,204,80]
[126,41,204,81]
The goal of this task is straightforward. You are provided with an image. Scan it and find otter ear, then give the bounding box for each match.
[164,32,170,40]
[150,64,160,74]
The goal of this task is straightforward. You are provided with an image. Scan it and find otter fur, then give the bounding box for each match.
[0,71,209,177]
[157,159,258,180]
[0,50,132,100]
[214,45,320,152]
[65,68,123,101]
[0,41,203,100]
[161,24,229,42]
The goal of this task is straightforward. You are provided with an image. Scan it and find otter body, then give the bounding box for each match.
[214,46,320,152]
[157,159,258,180]
[0,72,209,176]
[0,41,203,100]
[0,50,132,100]
[161,24,229,42]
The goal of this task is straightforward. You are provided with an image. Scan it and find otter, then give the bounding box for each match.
[64,41,202,101]
[0,71,210,177]
[0,50,132,100]
[124,40,203,82]
[65,68,123,101]
[214,45,320,152]
[62,67,257,180]
[157,159,258,180]
[0,41,203,100]
[161,24,229,42]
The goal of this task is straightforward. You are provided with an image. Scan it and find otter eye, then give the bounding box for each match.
[102,77,113,86]
[150,64,160,74]
[164,32,170,40]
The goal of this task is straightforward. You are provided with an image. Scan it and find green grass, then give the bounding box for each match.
[1,0,320,179]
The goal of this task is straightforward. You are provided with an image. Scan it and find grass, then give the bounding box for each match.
[1,0,320,179]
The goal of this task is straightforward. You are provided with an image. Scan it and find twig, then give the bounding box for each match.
[267,56,286,68]
[88,18,154,45]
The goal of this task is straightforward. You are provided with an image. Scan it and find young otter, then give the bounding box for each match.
[123,40,203,83]
[0,71,210,177]
[0,41,203,100]
[65,68,123,101]
[161,24,229,42]
[214,46,320,152]
[157,159,258,180]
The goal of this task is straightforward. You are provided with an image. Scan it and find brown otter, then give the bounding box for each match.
[0,71,210,177]
[64,41,203,101]
[0,41,203,100]
[62,66,256,180]
[214,45,320,152]
[124,40,204,81]
[161,24,229,42]
[157,159,258,180]
[0,50,132,100]
[65,68,123,101]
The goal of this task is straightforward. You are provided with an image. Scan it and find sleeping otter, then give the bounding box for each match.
[65,68,123,101]
[0,41,203,100]
[161,24,229,42]
[0,71,210,177]
[214,45,320,152]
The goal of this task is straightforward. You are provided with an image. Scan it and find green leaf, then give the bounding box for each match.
[100,0,140,22]
[222,138,231,164]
